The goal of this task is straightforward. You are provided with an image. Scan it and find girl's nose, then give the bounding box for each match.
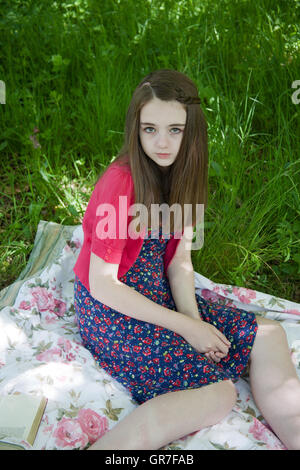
[156,132,169,146]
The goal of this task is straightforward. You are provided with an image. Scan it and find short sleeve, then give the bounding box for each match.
[83,166,133,264]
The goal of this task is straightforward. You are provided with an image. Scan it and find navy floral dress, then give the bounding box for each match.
[74,226,258,404]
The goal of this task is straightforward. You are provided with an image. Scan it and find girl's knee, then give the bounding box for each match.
[221,379,237,409]
[256,316,287,340]
[210,379,237,416]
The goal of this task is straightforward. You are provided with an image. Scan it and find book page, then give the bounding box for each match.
[0,394,46,444]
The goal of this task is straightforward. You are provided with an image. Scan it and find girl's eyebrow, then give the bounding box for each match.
[140,122,186,126]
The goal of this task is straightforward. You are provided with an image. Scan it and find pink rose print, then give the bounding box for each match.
[57,337,72,352]
[36,338,78,363]
[18,300,34,310]
[53,417,89,449]
[249,417,286,450]
[77,409,109,444]
[29,286,66,317]
[44,315,58,325]
[53,410,109,449]
[31,287,56,312]
[36,347,62,362]
[201,289,223,303]
[232,287,256,304]
[53,298,67,317]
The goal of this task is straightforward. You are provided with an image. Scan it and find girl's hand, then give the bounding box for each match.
[204,350,227,363]
[180,317,231,360]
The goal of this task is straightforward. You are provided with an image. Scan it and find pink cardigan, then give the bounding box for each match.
[73,160,183,292]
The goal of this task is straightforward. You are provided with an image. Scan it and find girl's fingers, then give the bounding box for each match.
[205,346,228,363]
[216,339,229,355]
[212,353,221,363]
[219,333,231,347]
[215,330,231,349]
[205,351,221,363]
[215,351,227,358]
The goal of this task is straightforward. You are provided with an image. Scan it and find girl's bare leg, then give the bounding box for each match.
[88,379,237,450]
[249,316,300,450]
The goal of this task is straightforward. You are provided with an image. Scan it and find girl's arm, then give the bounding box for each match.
[166,227,230,362]
[166,225,199,320]
[167,256,228,362]
[166,256,199,320]
[89,252,231,356]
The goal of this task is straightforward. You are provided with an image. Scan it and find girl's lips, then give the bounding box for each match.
[157,153,171,159]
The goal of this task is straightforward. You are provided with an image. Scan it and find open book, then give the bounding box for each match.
[0,393,47,450]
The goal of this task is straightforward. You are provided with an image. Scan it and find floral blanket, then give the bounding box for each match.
[0,220,299,450]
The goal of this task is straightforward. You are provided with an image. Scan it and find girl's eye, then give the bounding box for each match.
[143,127,182,134]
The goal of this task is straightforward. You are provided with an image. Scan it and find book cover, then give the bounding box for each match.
[0,393,47,450]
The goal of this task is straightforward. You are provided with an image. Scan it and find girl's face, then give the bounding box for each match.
[139,97,186,169]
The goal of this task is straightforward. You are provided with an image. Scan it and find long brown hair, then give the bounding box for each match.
[111,69,208,233]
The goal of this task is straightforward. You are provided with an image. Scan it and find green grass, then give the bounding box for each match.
[1,0,300,301]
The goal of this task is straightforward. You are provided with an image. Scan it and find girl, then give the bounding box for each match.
[73,69,300,450]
